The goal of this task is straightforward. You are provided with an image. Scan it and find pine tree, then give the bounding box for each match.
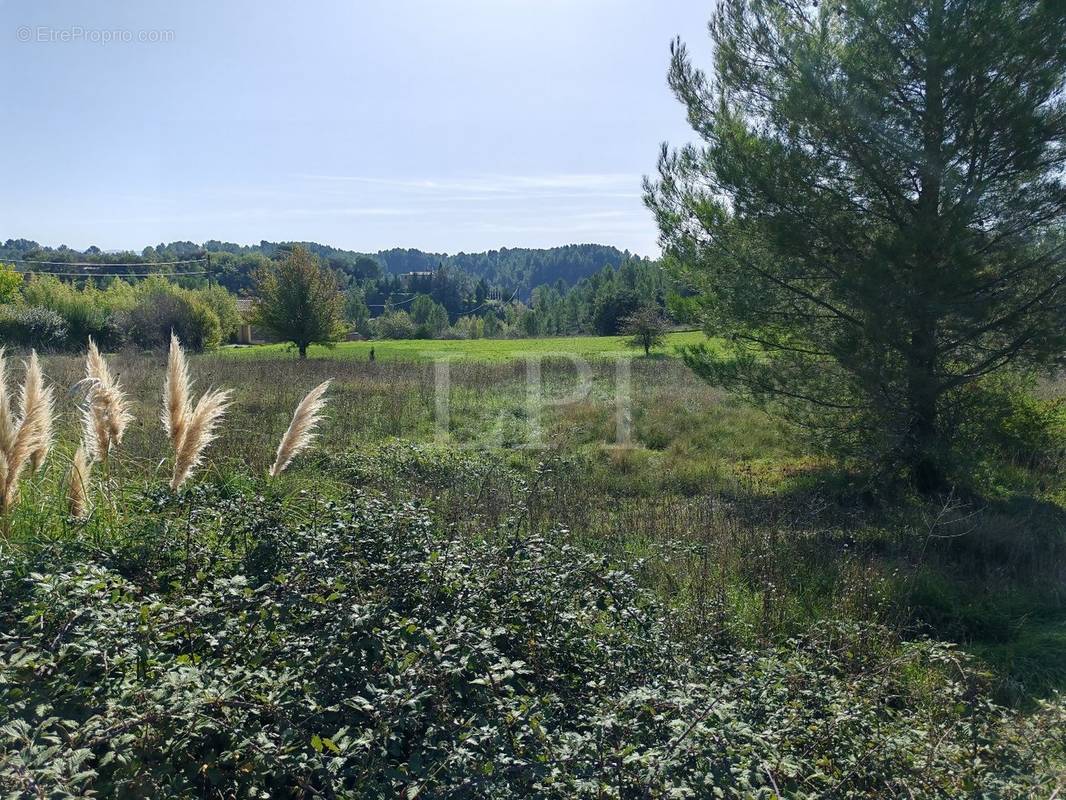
[647,0,1066,490]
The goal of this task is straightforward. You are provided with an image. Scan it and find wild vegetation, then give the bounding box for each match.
[0,241,677,347]
[2,0,1065,796]
[0,240,636,299]
[0,270,239,353]
[0,342,1063,795]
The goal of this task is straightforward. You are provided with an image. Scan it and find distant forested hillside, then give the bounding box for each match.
[375,244,630,290]
[1,237,683,341]
[0,239,631,298]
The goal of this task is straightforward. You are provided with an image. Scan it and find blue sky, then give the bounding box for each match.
[0,1,709,256]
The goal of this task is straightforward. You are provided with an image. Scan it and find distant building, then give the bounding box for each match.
[235,298,268,344]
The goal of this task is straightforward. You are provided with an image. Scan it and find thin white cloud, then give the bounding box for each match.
[295,172,642,196]
[79,206,413,226]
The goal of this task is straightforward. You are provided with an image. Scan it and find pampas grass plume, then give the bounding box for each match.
[270,380,331,477]
[162,332,191,451]
[84,338,133,461]
[1,350,54,513]
[170,388,232,491]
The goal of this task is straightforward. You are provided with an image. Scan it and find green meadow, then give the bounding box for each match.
[218,329,712,362]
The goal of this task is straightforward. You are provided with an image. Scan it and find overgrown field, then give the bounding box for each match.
[2,343,1065,797]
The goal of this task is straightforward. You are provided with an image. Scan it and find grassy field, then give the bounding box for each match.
[2,337,1064,795]
[217,329,713,362]
[11,341,1064,695]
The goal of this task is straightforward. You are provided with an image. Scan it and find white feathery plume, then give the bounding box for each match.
[2,351,54,513]
[83,338,133,461]
[170,388,232,491]
[269,380,331,477]
[162,332,191,451]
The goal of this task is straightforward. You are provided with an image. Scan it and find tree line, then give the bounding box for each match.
[0,241,683,348]
[0,239,635,299]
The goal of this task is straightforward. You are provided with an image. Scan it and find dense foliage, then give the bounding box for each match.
[0,240,683,341]
[0,240,634,299]
[251,247,348,358]
[0,273,239,352]
[1,465,1062,798]
[646,0,1066,490]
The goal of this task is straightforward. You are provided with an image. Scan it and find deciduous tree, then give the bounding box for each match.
[0,263,21,304]
[621,306,668,356]
[252,246,346,359]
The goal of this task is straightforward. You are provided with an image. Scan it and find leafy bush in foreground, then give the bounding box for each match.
[0,487,1062,798]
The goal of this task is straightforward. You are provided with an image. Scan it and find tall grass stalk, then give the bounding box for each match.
[67,443,92,519]
[165,335,232,490]
[270,380,331,477]
[1,350,55,530]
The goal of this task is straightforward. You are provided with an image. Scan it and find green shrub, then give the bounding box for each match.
[0,305,69,349]
[944,374,1066,492]
[0,263,20,303]
[196,283,242,342]
[18,275,129,349]
[0,485,1061,798]
[15,274,238,352]
[373,310,417,339]
[124,280,222,351]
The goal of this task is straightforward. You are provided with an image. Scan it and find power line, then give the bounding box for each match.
[365,287,520,313]
[367,294,418,308]
[4,257,208,267]
[11,269,209,278]
[462,287,519,315]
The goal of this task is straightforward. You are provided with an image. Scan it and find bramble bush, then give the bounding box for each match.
[1,481,1062,798]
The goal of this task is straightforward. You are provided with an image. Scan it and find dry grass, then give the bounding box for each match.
[9,352,758,487]
[83,338,133,462]
[0,350,55,518]
[165,336,232,490]
[270,380,331,477]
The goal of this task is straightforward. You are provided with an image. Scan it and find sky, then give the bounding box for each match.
[0,0,711,257]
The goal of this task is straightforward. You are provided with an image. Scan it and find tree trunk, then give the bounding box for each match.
[906,318,942,493]
[644,339,650,356]
[905,0,946,494]
[298,343,308,359]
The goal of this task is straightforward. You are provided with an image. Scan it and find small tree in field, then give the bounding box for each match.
[252,246,347,359]
[646,0,1066,491]
[621,306,668,356]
